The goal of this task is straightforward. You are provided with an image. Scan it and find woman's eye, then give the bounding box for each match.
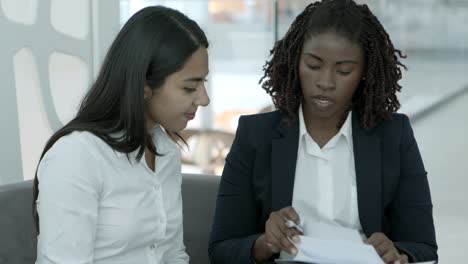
[184,87,197,92]
[337,70,352,76]
[307,65,320,70]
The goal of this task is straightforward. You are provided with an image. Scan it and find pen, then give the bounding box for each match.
[285,219,304,233]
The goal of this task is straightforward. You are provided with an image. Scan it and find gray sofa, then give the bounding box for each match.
[0,173,220,264]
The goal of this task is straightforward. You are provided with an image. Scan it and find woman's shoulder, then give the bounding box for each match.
[375,113,411,132]
[42,131,105,163]
[37,131,109,196]
[233,110,286,147]
[37,131,107,186]
[238,110,284,128]
[372,113,414,147]
[388,112,409,123]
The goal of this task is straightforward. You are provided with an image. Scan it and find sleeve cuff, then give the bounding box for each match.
[394,242,416,263]
[247,233,263,263]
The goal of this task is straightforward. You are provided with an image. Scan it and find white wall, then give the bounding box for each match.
[0,0,120,184]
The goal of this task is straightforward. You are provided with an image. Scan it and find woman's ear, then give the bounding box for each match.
[144,84,153,100]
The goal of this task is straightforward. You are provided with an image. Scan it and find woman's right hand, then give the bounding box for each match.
[253,206,303,263]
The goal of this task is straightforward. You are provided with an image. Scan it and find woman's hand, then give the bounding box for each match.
[366,232,409,264]
[253,206,303,263]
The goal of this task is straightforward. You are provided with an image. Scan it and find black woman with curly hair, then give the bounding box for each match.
[209,0,437,263]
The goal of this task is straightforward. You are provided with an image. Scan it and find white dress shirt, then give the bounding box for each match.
[35,125,189,264]
[292,105,363,235]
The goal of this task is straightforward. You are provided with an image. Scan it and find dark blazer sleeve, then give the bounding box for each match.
[208,116,262,264]
[390,115,438,262]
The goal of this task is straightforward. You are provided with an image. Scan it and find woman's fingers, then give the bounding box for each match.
[264,208,302,255]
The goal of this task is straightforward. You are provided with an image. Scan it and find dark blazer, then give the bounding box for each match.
[208,110,437,263]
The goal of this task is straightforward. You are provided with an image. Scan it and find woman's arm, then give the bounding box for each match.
[389,115,438,262]
[208,116,263,264]
[36,136,101,264]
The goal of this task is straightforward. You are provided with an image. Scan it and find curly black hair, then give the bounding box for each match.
[259,0,406,128]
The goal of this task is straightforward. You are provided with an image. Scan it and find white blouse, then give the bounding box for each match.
[292,106,363,233]
[35,126,189,264]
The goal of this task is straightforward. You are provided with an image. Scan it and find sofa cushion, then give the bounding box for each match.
[182,173,220,264]
[0,180,37,264]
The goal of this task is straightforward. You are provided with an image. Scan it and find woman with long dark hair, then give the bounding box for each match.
[34,6,209,263]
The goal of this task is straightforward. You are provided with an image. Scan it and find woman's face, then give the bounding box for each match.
[145,47,210,132]
[299,31,365,123]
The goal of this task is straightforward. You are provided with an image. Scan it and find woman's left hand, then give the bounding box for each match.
[365,232,408,264]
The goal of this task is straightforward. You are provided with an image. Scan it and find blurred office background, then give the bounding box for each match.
[0,0,467,262]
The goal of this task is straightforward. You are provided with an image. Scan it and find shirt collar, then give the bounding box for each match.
[298,104,308,139]
[340,110,354,152]
[112,124,172,159]
[298,104,354,151]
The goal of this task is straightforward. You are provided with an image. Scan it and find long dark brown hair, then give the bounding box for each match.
[33,6,209,232]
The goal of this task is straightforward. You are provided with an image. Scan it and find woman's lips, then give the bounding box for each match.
[311,95,335,108]
[184,112,196,120]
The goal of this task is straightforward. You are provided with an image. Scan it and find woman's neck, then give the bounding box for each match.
[302,109,347,148]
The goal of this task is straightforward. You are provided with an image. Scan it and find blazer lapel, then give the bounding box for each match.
[271,115,299,211]
[352,114,382,236]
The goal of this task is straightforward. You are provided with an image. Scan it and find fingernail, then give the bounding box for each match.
[290,248,297,255]
[292,236,300,243]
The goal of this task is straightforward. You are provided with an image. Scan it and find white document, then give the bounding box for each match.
[276,221,435,264]
[302,220,363,242]
[277,221,383,264]
[277,236,383,264]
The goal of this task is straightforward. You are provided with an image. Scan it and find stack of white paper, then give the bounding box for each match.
[277,236,383,264]
[276,221,383,264]
[275,221,436,264]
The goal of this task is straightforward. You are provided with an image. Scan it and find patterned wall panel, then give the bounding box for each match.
[0,0,93,183]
